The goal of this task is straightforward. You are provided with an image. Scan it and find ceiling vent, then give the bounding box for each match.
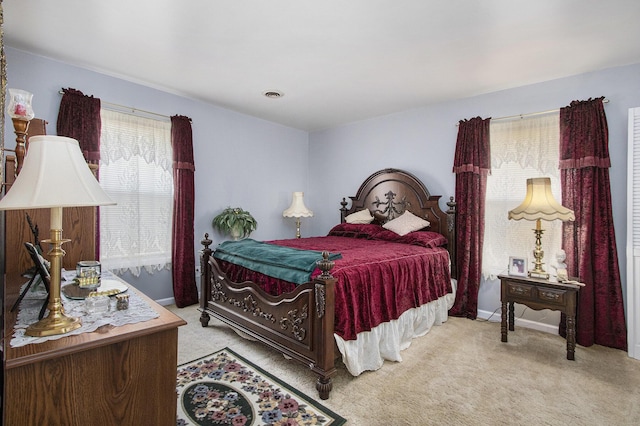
[263,91,283,99]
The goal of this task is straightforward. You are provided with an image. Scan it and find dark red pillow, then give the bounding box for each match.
[396,231,447,248]
[372,229,447,248]
[327,223,385,239]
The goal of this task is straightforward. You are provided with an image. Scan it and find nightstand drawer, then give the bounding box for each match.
[537,287,567,306]
[506,282,535,300]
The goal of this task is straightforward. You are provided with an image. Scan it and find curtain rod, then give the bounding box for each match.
[457,98,609,125]
[492,98,609,123]
[58,90,172,121]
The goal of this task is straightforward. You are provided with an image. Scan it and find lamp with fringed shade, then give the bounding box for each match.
[0,136,116,336]
[283,191,313,238]
[508,177,574,279]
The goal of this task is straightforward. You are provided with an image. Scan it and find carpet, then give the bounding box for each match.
[176,348,347,426]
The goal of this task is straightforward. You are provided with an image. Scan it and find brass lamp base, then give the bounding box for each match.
[25,213,83,337]
[529,218,549,280]
[25,310,82,337]
[295,218,302,239]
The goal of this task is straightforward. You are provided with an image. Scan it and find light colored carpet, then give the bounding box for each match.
[168,304,640,426]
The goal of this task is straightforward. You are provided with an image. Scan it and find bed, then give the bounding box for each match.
[199,168,457,399]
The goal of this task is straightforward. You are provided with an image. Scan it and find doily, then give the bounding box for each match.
[10,272,160,348]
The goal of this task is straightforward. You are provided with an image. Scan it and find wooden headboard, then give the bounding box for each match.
[339,168,457,278]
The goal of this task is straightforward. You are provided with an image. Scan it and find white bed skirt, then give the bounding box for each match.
[334,279,457,376]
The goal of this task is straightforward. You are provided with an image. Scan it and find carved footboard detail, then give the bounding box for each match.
[280,305,308,341]
[199,234,337,400]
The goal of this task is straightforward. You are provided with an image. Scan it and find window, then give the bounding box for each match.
[99,109,173,276]
[482,113,562,279]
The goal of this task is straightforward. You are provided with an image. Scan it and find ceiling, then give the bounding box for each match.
[4,1,640,131]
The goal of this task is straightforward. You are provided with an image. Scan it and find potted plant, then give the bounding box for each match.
[212,207,258,240]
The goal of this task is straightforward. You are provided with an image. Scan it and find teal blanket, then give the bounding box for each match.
[213,239,341,285]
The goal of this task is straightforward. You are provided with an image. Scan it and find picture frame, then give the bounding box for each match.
[508,256,528,277]
[11,242,51,319]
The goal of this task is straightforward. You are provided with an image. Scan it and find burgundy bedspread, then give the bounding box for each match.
[216,234,452,341]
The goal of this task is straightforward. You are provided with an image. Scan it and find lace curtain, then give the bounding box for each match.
[482,113,563,280]
[99,109,173,276]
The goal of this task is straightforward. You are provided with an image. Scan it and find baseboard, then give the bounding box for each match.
[154,289,201,307]
[476,308,560,335]
[630,343,640,361]
[155,297,176,306]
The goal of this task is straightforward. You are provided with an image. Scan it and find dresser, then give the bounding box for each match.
[2,273,186,425]
[499,274,581,360]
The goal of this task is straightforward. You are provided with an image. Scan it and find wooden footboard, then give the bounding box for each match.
[198,234,338,400]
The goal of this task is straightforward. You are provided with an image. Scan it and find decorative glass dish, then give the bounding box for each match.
[74,273,101,290]
[77,260,101,278]
[75,260,102,290]
[62,278,128,300]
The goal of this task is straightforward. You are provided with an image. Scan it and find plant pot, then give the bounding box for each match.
[230,228,243,241]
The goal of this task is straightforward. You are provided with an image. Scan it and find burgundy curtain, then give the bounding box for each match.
[57,88,102,257]
[450,117,491,319]
[57,88,101,164]
[559,98,627,350]
[171,115,198,307]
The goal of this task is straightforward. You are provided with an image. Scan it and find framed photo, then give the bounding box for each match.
[11,242,51,319]
[508,256,528,277]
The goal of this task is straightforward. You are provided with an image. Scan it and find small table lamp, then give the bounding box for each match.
[283,191,313,238]
[508,177,574,279]
[0,136,116,336]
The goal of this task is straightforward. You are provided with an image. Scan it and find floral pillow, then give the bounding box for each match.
[382,211,430,236]
[327,223,384,239]
[345,209,374,224]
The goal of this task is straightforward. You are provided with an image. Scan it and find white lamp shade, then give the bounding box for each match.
[0,135,116,210]
[283,191,313,218]
[508,177,574,222]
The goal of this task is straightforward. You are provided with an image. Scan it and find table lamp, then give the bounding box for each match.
[283,191,313,238]
[0,136,116,336]
[508,177,574,279]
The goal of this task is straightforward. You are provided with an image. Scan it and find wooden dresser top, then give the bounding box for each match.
[3,272,186,369]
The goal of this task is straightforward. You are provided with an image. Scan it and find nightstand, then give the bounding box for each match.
[498,274,581,360]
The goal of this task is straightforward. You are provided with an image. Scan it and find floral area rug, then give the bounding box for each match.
[176,348,346,426]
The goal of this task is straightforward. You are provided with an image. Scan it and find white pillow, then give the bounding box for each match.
[345,209,374,224]
[383,211,430,236]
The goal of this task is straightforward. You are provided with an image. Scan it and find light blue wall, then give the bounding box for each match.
[6,46,640,327]
[4,47,310,302]
[309,62,640,328]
